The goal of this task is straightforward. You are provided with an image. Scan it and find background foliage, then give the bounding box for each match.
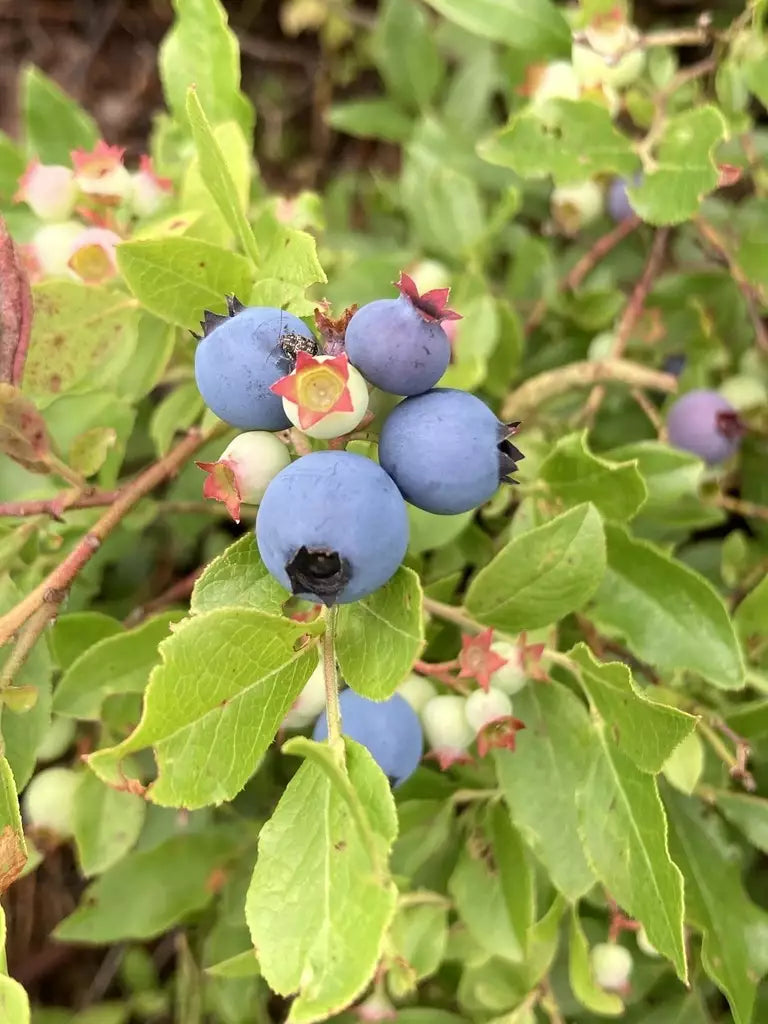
[1,0,768,1022]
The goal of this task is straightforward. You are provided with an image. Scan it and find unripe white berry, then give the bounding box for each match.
[36,716,76,763]
[283,659,326,728]
[572,21,645,89]
[530,61,581,106]
[587,331,617,363]
[590,942,633,991]
[551,180,603,235]
[16,163,78,222]
[421,695,474,756]
[397,673,437,715]
[220,432,291,504]
[465,687,513,734]
[489,641,528,695]
[22,767,80,838]
[281,355,369,440]
[32,221,84,277]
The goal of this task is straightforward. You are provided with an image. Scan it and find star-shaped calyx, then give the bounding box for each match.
[285,545,351,606]
[476,716,526,758]
[191,295,245,341]
[458,629,509,692]
[716,409,747,441]
[395,271,463,324]
[270,351,356,430]
[196,459,242,522]
[498,420,524,484]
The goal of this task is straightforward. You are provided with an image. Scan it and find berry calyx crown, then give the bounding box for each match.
[395,271,462,324]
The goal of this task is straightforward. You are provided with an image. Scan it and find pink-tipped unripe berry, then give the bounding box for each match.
[421,695,474,765]
[465,687,513,734]
[489,641,528,695]
[15,161,78,222]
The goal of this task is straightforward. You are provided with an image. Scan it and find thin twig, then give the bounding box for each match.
[696,219,768,353]
[322,606,344,764]
[524,217,642,336]
[579,228,670,425]
[698,718,756,791]
[0,490,120,520]
[0,602,56,689]
[630,387,666,436]
[710,494,768,522]
[502,358,676,422]
[123,566,204,627]
[0,427,222,647]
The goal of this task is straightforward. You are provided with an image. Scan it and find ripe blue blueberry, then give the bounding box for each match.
[378,388,523,515]
[194,298,318,431]
[256,450,409,605]
[662,354,686,377]
[344,272,458,396]
[606,176,634,223]
[666,389,743,465]
[313,690,423,786]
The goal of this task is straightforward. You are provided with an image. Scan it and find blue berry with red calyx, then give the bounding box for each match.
[194,297,318,431]
[255,450,409,605]
[666,389,744,465]
[344,272,460,396]
[378,388,523,515]
[313,690,423,786]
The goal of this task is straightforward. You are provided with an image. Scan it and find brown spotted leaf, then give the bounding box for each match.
[0,756,27,895]
[0,383,52,473]
[0,215,33,386]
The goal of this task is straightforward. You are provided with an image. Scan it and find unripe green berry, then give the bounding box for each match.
[590,942,633,991]
[36,716,76,763]
[22,767,79,838]
[465,687,513,734]
[397,673,437,714]
[489,641,528,695]
[636,926,659,958]
[421,695,474,757]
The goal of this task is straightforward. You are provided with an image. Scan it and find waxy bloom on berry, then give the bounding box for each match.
[71,141,132,200]
[14,160,77,222]
[270,351,369,439]
[67,228,122,284]
[131,155,173,218]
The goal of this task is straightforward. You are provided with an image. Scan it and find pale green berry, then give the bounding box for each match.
[36,716,76,763]
[421,695,474,756]
[22,767,80,838]
[397,673,437,714]
[588,331,617,363]
[590,942,633,991]
[465,687,513,734]
[489,641,528,695]
[220,431,291,505]
[283,659,326,728]
[551,180,603,235]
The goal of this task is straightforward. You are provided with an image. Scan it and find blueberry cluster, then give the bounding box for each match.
[193,274,524,606]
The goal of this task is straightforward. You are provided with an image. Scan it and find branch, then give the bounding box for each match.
[0,215,32,386]
[0,490,120,520]
[524,217,641,336]
[579,228,670,424]
[709,493,768,522]
[0,427,220,647]
[502,359,677,422]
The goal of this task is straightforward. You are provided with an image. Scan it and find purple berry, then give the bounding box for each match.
[344,272,458,396]
[606,176,635,223]
[662,354,686,377]
[312,691,423,786]
[666,389,742,465]
[255,450,409,605]
[378,388,523,515]
[194,301,317,431]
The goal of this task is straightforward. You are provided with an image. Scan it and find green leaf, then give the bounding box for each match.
[735,573,768,645]
[607,441,710,530]
[24,283,140,400]
[387,903,448,997]
[53,611,185,720]
[327,100,414,143]
[149,381,204,456]
[627,107,727,225]
[87,610,320,808]
[401,157,486,258]
[204,950,261,978]
[1,904,30,1020]
[371,0,444,111]
[248,223,327,316]
[666,787,766,1024]
[407,505,473,556]
[495,683,596,901]
[0,578,52,791]
[448,812,523,962]
[568,910,624,1016]
[246,739,398,1024]
[55,829,242,943]
[577,731,687,981]
[707,790,768,855]
[21,65,98,163]
[481,100,637,184]
[50,612,123,670]
[190,535,288,616]
[159,0,253,137]
[72,770,146,877]
[567,644,697,773]
[116,237,253,331]
[186,89,259,265]
[336,567,424,701]
[465,503,606,632]
[68,426,116,478]
[0,131,25,205]
[489,804,534,959]
[0,757,27,894]
[591,524,745,690]
[539,432,647,522]
[420,0,570,56]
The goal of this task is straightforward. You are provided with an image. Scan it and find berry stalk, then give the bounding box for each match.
[322,605,344,766]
